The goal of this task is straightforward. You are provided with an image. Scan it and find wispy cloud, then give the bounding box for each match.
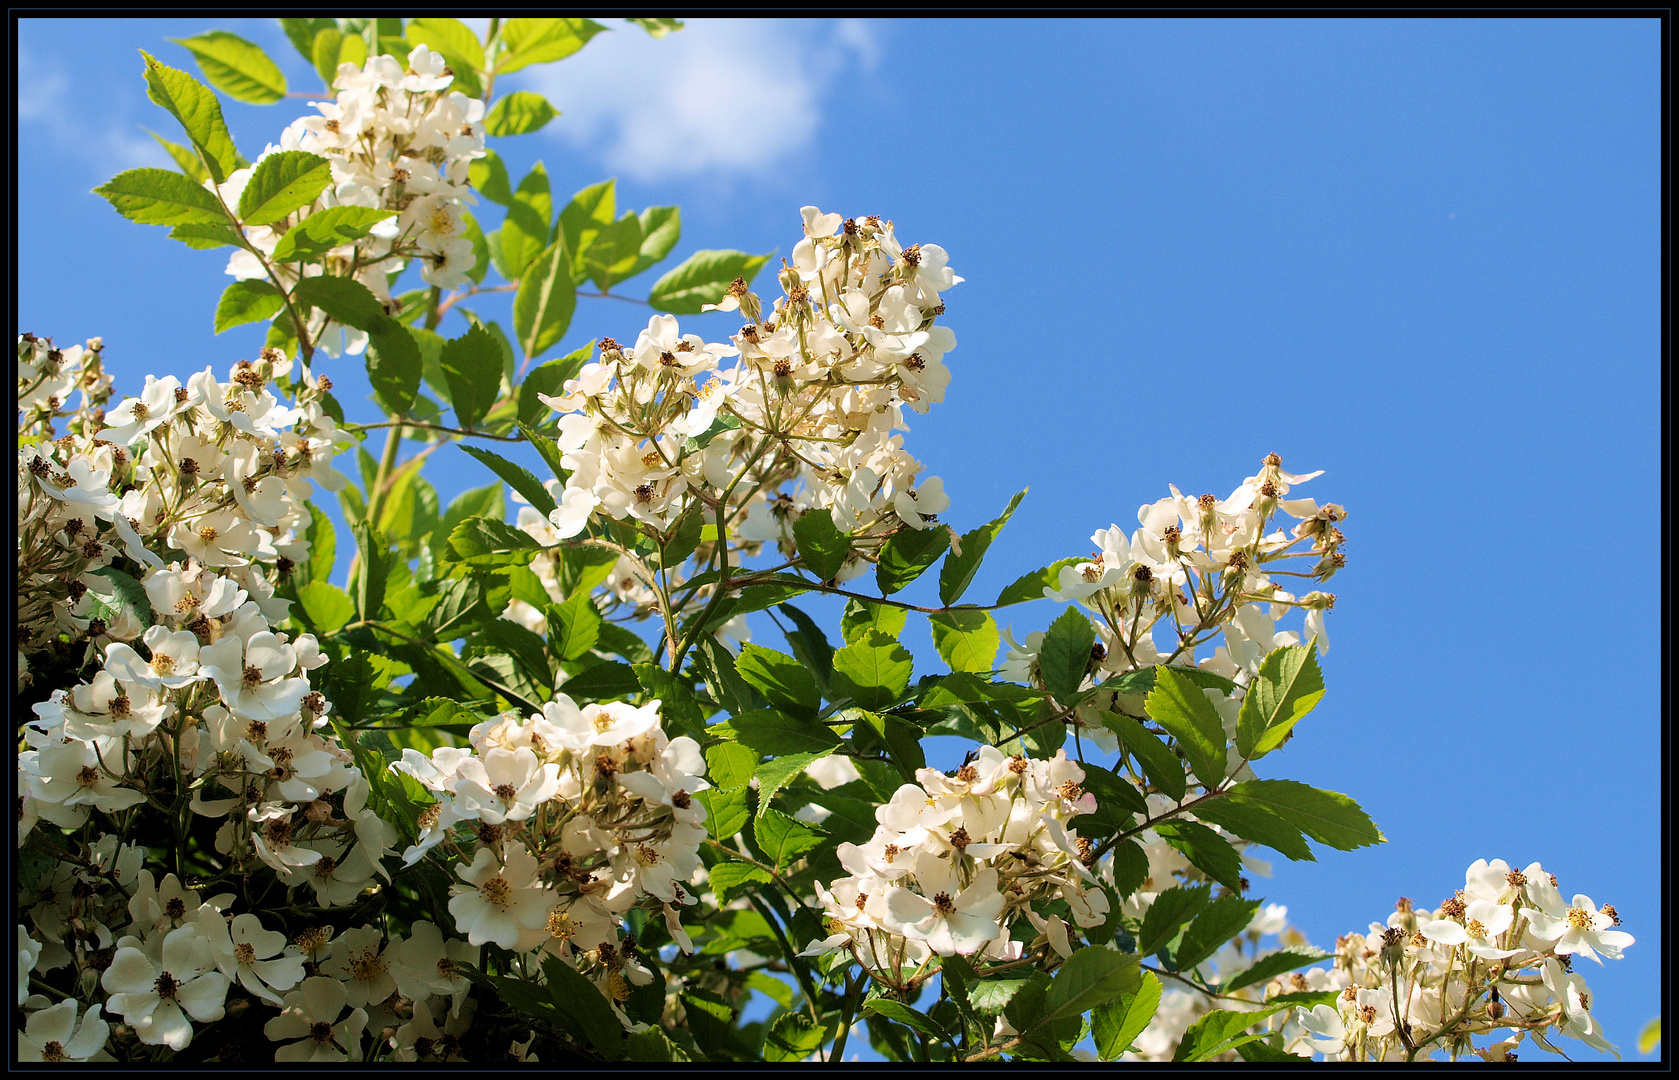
[19,44,170,174]
[513,18,881,182]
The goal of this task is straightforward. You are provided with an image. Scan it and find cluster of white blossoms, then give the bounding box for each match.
[221,45,487,355]
[801,747,1109,984]
[1289,859,1636,1062]
[393,694,709,1008]
[541,208,960,584]
[16,339,349,696]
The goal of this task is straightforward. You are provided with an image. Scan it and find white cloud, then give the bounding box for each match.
[18,45,170,173]
[513,18,881,182]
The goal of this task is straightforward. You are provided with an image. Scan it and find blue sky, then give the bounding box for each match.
[18,17,1660,1060]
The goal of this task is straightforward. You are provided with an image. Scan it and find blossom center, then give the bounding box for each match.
[76,766,100,788]
[478,876,512,910]
[234,942,256,965]
[932,891,956,916]
[310,1020,334,1043]
[1566,907,1592,930]
[153,971,179,999]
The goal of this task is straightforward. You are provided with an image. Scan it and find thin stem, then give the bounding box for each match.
[349,420,521,442]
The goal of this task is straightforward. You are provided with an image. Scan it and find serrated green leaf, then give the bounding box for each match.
[140,50,240,184]
[755,808,824,869]
[718,710,842,756]
[310,29,366,92]
[500,162,554,281]
[697,786,748,841]
[146,129,209,183]
[1222,779,1382,852]
[495,17,607,75]
[1138,883,1211,957]
[863,999,945,1038]
[1145,665,1229,791]
[1217,947,1329,993]
[631,205,681,277]
[583,211,644,291]
[1093,970,1161,1060]
[86,567,155,631]
[270,205,396,261]
[292,273,386,329]
[776,603,833,691]
[1190,796,1314,863]
[518,341,592,427]
[351,520,393,620]
[558,179,615,272]
[754,750,829,818]
[1038,948,1141,1029]
[940,489,1026,606]
[875,525,950,596]
[763,1011,829,1062]
[1098,710,1185,802]
[95,167,227,226]
[484,90,558,136]
[447,515,541,560]
[546,594,602,662]
[469,149,513,206]
[734,645,821,716]
[366,328,422,416]
[1039,607,1096,699]
[1176,895,1261,972]
[840,598,906,645]
[168,221,245,249]
[857,710,925,780]
[831,631,914,711]
[173,31,286,104]
[440,323,504,428]
[513,239,576,362]
[929,608,999,674]
[1154,820,1245,893]
[705,741,758,791]
[995,557,1083,607]
[557,660,640,701]
[1074,762,1149,819]
[214,279,282,333]
[405,16,485,71]
[1239,641,1325,758]
[791,507,849,582]
[541,954,623,1058]
[648,249,773,315]
[459,445,555,518]
[279,18,334,63]
[236,150,330,226]
[708,861,772,904]
[1174,1000,1300,1062]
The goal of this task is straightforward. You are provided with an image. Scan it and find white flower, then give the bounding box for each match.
[101,926,228,1050]
[447,843,553,950]
[883,866,1006,956]
[263,976,368,1062]
[1522,893,1635,963]
[17,999,109,1062]
[203,912,305,1006]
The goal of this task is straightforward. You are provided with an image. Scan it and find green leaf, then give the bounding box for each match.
[351,521,393,620]
[708,861,772,904]
[171,223,248,252]
[734,645,822,716]
[754,808,824,869]
[447,515,541,560]
[753,750,829,818]
[495,17,607,75]
[693,636,762,715]
[1145,665,1229,790]
[659,503,705,570]
[1154,820,1246,893]
[1039,948,1142,1029]
[648,249,773,315]
[278,18,334,63]
[1174,1001,1299,1062]
[764,1011,829,1063]
[789,508,848,582]
[557,661,640,701]
[1218,947,1330,993]
[213,280,282,333]
[558,180,616,273]
[459,445,556,518]
[145,129,209,183]
[719,710,843,756]
[857,710,926,780]
[541,954,623,1058]
[292,274,385,329]
[631,206,681,277]
[500,162,554,281]
[1175,895,1261,972]
[831,631,914,711]
[518,342,592,427]
[1222,779,1383,852]
[995,557,1082,607]
[484,90,558,136]
[1138,884,1211,957]
[1074,762,1149,819]
[863,999,945,1038]
[1190,797,1314,863]
[405,16,486,71]
[940,489,1026,606]
[270,206,397,261]
[1108,838,1149,900]
[440,323,505,429]
[1038,607,1096,699]
[1093,970,1162,1060]
[583,211,644,291]
[476,618,553,698]
[140,50,240,185]
[696,786,748,841]
[929,609,999,674]
[236,150,331,226]
[1098,710,1185,803]
[295,580,353,634]
[627,17,684,37]
[366,329,422,417]
[1236,1036,1309,1062]
[840,598,906,645]
[95,167,227,226]
[86,567,155,631]
[875,526,950,596]
[513,240,576,362]
[469,149,513,206]
[546,594,603,662]
[705,741,758,791]
[776,602,834,691]
[1237,641,1325,758]
[309,29,366,93]
[172,31,286,104]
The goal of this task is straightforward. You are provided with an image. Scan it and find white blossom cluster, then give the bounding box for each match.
[221,45,488,355]
[800,748,1109,982]
[393,694,710,1009]
[541,208,960,584]
[16,338,348,694]
[1291,859,1636,1062]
